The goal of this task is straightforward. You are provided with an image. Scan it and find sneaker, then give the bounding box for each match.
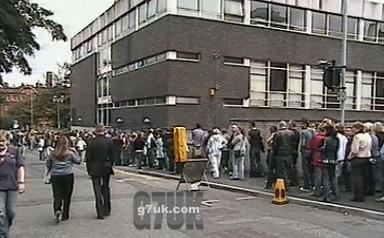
[376,197,384,203]
[300,187,311,192]
[55,211,61,224]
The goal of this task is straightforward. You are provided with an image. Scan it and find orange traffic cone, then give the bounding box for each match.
[272,179,289,205]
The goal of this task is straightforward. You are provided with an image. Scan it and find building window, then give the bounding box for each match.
[361,72,373,110]
[223,98,243,106]
[378,22,384,43]
[158,0,167,12]
[347,17,359,40]
[178,0,198,11]
[287,65,305,108]
[201,0,222,18]
[224,0,244,22]
[270,4,288,29]
[312,11,326,35]
[176,52,200,60]
[289,7,305,31]
[176,97,200,105]
[250,1,268,26]
[115,19,122,37]
[310,68,324,109]
[328,14,342,37]
[250,61,267,107]
[223,56,244,65]
[97,47,111,69]
[138,3,147,25]
[364,20,378,42]
[129,10,136,31]
[147,0,156,19]
[375,73,384,110]
[155,97,166,104]
[341,70,355,109]
[270,63,287,92]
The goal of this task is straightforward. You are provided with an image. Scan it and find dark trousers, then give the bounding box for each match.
[351,159,370,201]
[147,148,156,168]
[51,174,74,219]
[341,160,352,191]
[249,147,264,177]
[301,150,313,189]
[289,152,298,186]
[266,151,275,187]
[221,150,230,172]
[135,152,144,169]
[365,163,376,195]
[275,154,292,189]
[321,164,339,200]
[91,175,111,218]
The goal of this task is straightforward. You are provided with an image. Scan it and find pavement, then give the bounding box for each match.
[115,165,384,218]
[12,150,384,238]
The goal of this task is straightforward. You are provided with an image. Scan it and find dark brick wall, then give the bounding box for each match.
[78,15,384,128]
[70,55,97,126]
[111,106,169,128]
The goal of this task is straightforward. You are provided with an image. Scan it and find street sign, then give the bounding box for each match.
[323,67,341,89]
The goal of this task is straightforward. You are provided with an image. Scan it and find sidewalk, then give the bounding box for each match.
[116,165,384,217]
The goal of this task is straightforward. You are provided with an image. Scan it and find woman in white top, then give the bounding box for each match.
[207,128,227,179]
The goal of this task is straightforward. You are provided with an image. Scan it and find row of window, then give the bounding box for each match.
[72,0,167,63]
[113,51,200,76]
[72,0,159,47]
[114,96,200,108]
[72,0,384,48]
[249,60,384,111]
[97,73,112,98]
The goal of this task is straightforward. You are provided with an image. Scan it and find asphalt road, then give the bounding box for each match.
[11,151,384,238]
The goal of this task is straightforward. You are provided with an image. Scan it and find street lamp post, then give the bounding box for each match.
[53,95,65,129]
[340,0,348,125]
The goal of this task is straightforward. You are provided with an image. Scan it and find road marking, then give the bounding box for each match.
[236,196,258,201]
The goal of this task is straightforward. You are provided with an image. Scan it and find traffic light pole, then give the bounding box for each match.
[340,0,348,125]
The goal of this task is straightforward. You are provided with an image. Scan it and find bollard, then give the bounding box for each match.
[272,179,289,205]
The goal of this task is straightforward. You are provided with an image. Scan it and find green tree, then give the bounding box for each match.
[0,0,67,79]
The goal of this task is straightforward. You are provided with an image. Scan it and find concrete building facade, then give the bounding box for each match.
[71,0,384,129]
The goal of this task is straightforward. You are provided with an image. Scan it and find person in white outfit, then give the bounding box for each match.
[207,128,227,178]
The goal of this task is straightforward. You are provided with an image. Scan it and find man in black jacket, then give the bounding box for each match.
[248,123,265,177]
[86,124,114,219]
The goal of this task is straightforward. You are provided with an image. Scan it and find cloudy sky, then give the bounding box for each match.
[3,0,114,86]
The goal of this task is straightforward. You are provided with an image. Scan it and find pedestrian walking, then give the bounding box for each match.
[46,136,81,223]
[207,128,227,179]
[0,131,26,237]
[86,124,114,219]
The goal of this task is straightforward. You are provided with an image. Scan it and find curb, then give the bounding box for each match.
[115,167,384,220]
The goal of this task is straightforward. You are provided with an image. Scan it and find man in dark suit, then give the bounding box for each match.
[86,124,114,219]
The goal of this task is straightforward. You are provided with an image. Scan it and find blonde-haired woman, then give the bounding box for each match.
[46,136,81,223]
[0,131,25,237]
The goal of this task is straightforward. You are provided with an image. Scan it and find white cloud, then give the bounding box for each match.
[2,0,114,86]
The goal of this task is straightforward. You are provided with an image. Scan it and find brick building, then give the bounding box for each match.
[70,0,384,130]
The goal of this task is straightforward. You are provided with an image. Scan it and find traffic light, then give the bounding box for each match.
[323,67,341,89]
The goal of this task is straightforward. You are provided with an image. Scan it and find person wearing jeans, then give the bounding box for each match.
[0,132,26,237]
[300,122,314,191]
[309,125,327,197]
[46,136,81,223]
[230,125,245,180]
